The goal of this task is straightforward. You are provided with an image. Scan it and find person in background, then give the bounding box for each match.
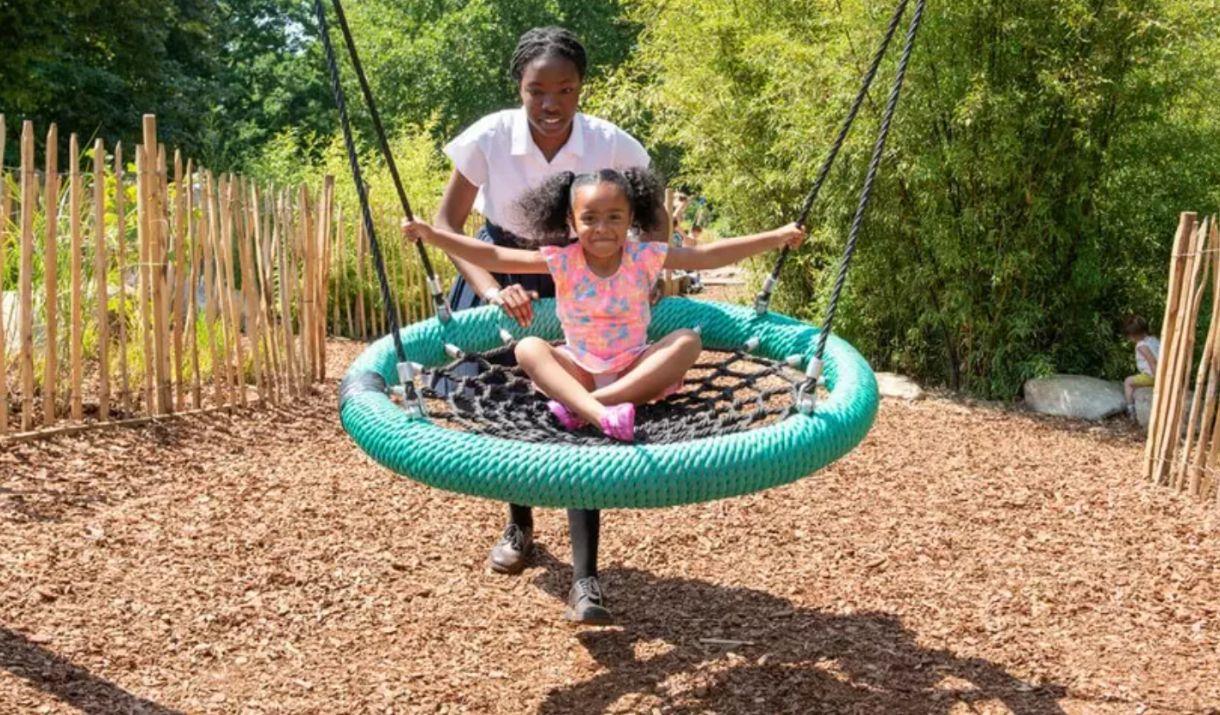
[1123,315,1160,419]
[684,224,705,292]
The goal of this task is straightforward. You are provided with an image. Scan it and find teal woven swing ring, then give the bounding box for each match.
[339,297,878,509]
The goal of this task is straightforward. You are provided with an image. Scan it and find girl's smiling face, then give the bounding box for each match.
[569,182,632,263]
[519,55,582,142]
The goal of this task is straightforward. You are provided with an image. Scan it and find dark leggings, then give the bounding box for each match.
[510,504,599,580]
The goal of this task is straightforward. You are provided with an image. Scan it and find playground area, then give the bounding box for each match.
[3,313,1218,713]
[5,1,1220,712]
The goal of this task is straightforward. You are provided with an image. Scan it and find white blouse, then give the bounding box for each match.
[444,108,650,237]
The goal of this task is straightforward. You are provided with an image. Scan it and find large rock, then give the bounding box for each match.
[876,372,924,401]
[1023,374,1125,420]
[1135,386,1195,432]
[1135,387,1154,428]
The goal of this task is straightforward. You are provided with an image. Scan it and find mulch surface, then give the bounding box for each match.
[3,325,1219,713]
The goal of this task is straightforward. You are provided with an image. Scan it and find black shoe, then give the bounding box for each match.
[564,576,613,625]
[487,523,533,574]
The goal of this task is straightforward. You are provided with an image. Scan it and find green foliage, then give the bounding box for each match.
[0,0,220,164]
[586,0,1220,398]
[208,0,336,170]
[332,0,640,144]
[0,0,334,171]
[251,122,457,326]
[10,0,1220,401]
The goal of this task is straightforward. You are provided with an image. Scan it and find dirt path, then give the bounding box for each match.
[2,327,1218,713]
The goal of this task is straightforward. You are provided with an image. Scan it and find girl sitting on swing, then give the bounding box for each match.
[403,167,804,443]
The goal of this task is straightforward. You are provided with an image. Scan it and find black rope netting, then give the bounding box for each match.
[419,348,806,446]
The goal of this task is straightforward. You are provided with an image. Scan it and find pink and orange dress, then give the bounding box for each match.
[539,241,679,394]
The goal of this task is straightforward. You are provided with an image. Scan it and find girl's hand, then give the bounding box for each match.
[770,222,806,249]
[400,218,437,244]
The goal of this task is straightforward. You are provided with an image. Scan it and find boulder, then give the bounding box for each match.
[1022,374,1125,421]
[1135,387,1154,428]
[875,372,924,401]
[1135,386,1195,432]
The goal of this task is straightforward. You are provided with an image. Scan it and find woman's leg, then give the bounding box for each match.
[509,504,534,530]
[489,502,535,574]
[568,508,600,580]
[565,508,611,624]
[455,238,557,576]
[592,329,701,406]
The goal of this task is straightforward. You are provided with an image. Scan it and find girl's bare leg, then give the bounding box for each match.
[592,329,701,406]
[515,337,605,424]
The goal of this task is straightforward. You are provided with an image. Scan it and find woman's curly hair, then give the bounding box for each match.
[514,167,665,245]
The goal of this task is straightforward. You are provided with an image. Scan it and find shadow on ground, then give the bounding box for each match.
[530,548,1067,714]
[0,626,183,714]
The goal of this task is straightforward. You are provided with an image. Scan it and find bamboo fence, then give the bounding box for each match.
[0,113,450,441]
[1143,212,1220,506]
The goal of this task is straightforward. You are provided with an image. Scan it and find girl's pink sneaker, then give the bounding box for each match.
[547,400,587,431]
[599,403,636,443]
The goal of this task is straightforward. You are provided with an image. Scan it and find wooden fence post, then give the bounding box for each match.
[70,135,85,421]
[1145,213,1196,482]
[278,191,298,396]
[0,114,9,435]
[1187,220,1220,495]
[172,151,188,411]
[221,175,246,406]
[201,171,226,407]
[238,179,264,402]
[142,116,171,414]
[154,143,173,413]
[185,160,202,408]
[115,143,132,414]
[356,216,367,340]
[94,138,110,421]
[42,124,59,427]
[136,145,155,414]
[316,176,334,381]
[19,121,37,431]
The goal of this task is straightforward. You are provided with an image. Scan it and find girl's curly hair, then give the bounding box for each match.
[514,167,665,245]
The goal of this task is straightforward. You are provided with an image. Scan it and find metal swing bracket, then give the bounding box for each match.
[429,276,452,323]
[795,357,824,415]
[754,276,778,316]
[395,361,427,419]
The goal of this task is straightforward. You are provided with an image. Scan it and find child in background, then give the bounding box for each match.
[1123,315,1160,418]
[685,224,705,292]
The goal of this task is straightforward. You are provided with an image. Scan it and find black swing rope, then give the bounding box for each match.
[316,0,458,413]
[754,0,911,316]
[314,0,407,367]
[324,0,451,325]
[796,0,925,411]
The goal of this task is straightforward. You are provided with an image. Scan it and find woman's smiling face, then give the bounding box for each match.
[518,55,582,142]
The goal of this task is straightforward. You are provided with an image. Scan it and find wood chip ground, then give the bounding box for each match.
[2,311,1218,713]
